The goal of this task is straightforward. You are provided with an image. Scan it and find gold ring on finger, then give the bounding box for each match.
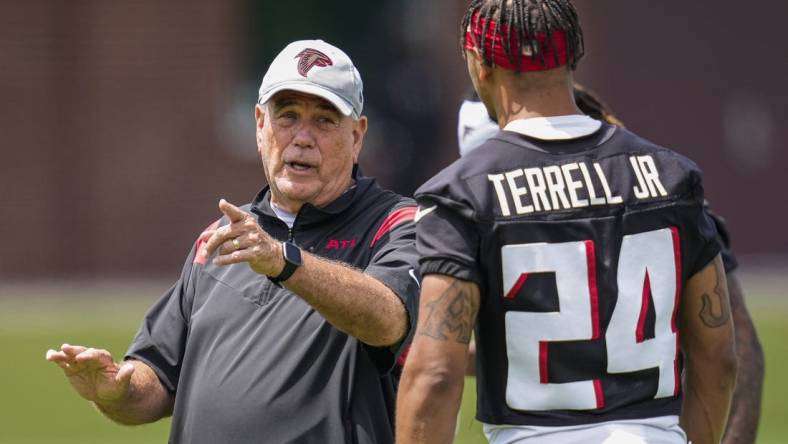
[232,238,241,251]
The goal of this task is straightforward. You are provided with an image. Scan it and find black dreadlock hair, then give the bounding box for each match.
[461,0,585,72]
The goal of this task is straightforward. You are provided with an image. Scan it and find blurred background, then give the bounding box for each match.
[0,0,786,442]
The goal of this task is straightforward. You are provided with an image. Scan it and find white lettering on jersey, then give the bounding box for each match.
[594,162,624,204]
[578,162,607,206]
[562,163,589,208]
[506,169,534,214]
[488,161,626,216]
[631,155,667,200]
[543,166,571,211]
[525,168,551,212]
[488,174,512,217]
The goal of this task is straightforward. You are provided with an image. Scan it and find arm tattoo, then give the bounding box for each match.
[699,259,730,328]
[419,281,477,344]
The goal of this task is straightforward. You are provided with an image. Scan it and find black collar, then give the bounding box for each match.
[250,165,376,227]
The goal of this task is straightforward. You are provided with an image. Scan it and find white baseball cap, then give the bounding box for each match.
[258,40,364,119]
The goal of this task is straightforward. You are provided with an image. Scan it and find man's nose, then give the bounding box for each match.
[292,122,316,149]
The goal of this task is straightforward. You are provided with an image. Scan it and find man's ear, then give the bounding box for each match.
[255,104,265,151]
[351,116,368,163]
[255,104,265,128]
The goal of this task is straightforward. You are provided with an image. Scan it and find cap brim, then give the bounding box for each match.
[260,83,355,117]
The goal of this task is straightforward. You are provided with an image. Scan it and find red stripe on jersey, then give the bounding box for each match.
[370,206,417,248]
[193,219,221,265]
[593,379,605,409]
[539,341,549,384]
[505,273,529,300]
[636,270,652,343]
[670,227,683,396]
[585,240,601,340]
[669,227,682,333]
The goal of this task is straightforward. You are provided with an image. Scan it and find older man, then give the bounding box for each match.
[47,40,419,444]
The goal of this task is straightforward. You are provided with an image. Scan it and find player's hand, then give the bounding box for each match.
[200,199,285,277]
[45,344,134,407]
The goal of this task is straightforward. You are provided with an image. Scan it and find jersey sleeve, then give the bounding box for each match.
[363,202,420,373]
[681,173,723,277]
[124,221,217,392]
[415,191,482,286]
[704,202,739,273]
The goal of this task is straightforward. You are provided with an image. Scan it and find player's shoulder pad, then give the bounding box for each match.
[612,127,706,198]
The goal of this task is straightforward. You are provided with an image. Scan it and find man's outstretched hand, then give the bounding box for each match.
[200,199,285,277]
[46,344,134,409]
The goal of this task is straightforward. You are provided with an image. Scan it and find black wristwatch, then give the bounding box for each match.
[270,241,302,284]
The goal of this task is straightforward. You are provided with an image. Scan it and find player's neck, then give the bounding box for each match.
[493,79,581,127]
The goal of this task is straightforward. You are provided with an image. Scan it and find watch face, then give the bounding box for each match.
[283,241,302,266]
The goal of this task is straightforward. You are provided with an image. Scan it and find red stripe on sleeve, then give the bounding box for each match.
[370,206,417,248]
[193,219,221,265]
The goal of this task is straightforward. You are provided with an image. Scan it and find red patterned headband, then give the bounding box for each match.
[464,10,569,72]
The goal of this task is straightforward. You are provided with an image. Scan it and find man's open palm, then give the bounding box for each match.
[46,344,134,405]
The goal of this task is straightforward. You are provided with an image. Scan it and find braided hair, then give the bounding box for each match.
[461,0,584,71]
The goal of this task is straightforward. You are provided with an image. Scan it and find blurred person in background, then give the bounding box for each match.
[397,1,737,443]
[457,84,764,444]
[46,39,419,444]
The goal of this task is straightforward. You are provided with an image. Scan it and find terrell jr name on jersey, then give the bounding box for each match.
[414,123,721,427]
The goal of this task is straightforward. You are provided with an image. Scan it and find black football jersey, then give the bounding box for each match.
[414,124,721,426]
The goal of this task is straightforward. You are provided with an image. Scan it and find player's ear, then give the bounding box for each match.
[478,61,494,82]
[351,115,367,163]
[465,47,490,83]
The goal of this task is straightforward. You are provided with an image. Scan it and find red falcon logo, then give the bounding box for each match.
[294,48,333,77]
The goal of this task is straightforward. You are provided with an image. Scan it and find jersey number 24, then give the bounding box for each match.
[501,227,681,411]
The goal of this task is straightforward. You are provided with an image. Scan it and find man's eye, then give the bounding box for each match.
[276,112,298,125]
[317,116,339,129]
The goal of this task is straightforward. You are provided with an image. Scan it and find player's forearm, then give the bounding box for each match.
[680,256,737,444]
[397,275,479,444]
[396,364,465,444]
[284,251,408,347]
[722,273,764,444]
[681,356,737,444]
[95,360,174,425]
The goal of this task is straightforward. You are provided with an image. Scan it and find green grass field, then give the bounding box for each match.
[1,281,785,443]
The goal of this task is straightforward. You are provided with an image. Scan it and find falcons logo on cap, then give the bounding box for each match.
[294,48,333,77]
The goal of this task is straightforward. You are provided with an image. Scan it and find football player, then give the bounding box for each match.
[458,84,764,444]
[397,1,737,443]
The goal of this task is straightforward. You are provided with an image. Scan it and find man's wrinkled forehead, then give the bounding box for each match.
[268,90,341,114]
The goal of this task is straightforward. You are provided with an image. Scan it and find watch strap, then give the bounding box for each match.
[270,241,300,284]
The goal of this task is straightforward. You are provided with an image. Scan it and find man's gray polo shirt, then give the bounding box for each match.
[126,174,419,443]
